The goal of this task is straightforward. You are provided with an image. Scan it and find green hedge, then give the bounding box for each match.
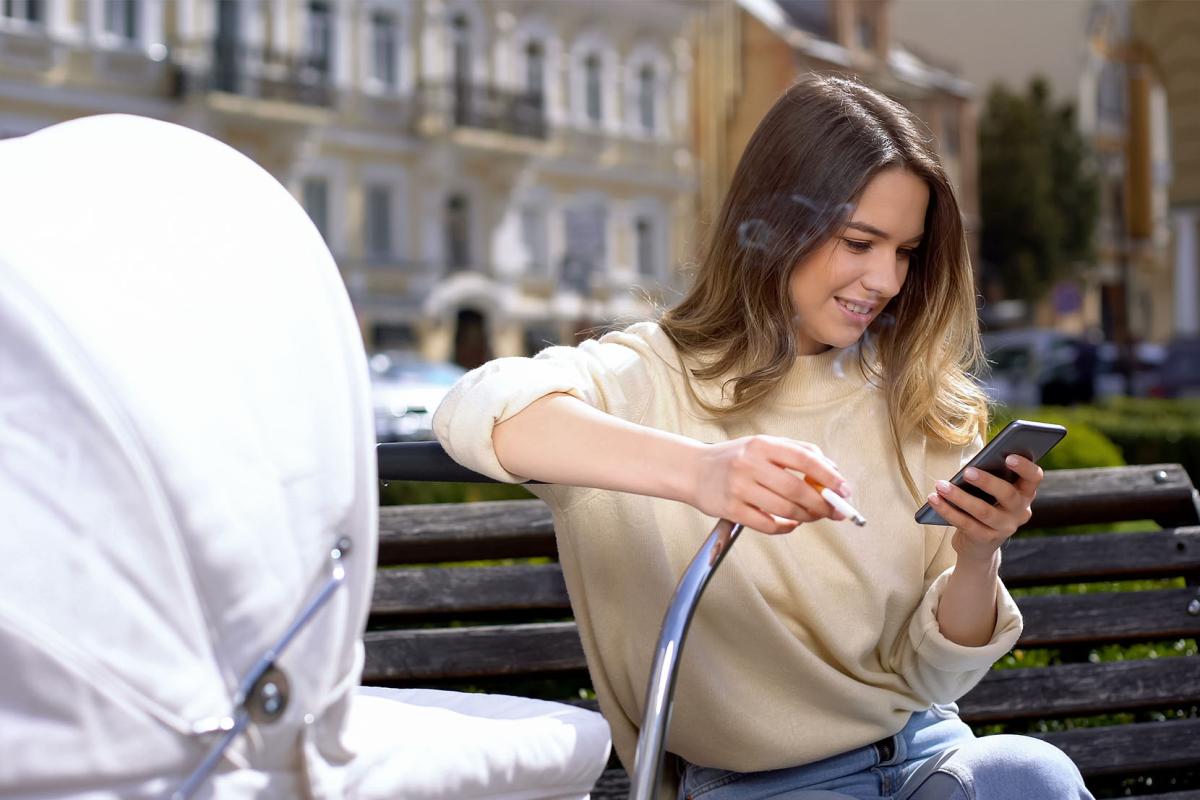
[988,407,1126,470]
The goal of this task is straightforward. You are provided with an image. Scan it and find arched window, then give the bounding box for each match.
[451,13,470,85]
[635,216,654,276]
[103,0,138,40]
[305,0,332,78]
[638,64,656,132]
[525,39,545,99]
[370,10,399,89]
[584,53,603,124]
[446,194,470,271]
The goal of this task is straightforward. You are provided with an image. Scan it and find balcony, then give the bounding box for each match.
[420,80,547,140]
[175,41,334,108]
[343,258,450,311]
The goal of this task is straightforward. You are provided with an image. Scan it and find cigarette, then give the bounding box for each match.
[805,476,867,526]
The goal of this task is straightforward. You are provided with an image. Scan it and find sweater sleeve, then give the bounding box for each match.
[888,435,1024,705]
[431,325,658,484]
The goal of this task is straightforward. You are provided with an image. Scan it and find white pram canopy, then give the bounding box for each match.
[0,115,608,799]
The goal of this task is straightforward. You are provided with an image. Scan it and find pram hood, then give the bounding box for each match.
[0,115,378,797]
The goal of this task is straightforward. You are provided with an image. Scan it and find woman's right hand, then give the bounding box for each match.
[689,436,852,534]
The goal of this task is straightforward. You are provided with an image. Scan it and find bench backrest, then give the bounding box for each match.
[367,458,1200,796]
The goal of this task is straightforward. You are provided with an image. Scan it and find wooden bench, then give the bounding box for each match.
[365,450,1200,799]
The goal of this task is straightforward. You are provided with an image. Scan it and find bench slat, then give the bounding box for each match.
[369,531,1200,618]
[1018,588,1200,647]
[372,564,570,617]
[363,588,1200,680]
[378,500,554,564]
[1028,464,1200,529]
[959,658,1200,722]
[363,622,586,682]
[1002,529,1200,586]
[1038,717,1200,777]
[376,465,1200,565]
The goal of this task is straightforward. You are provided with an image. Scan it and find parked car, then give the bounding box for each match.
[369,352,466,442]
[982,328,1164,407]
[982,329,1090,407]
[1162,337,1200,398]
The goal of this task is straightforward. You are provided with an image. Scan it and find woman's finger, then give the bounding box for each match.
[926,491,993,539]
[959,467,1022,511]
[1004,454,1044,496]
[757,437,850,497]
[741,479,836,523]
[933,479,1005,530]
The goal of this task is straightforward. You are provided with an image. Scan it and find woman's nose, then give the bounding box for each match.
[861,252,905,297]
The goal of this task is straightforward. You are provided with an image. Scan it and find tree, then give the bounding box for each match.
[979,77,1099,306]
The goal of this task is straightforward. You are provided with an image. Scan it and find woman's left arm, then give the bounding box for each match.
[925,455,1044,647]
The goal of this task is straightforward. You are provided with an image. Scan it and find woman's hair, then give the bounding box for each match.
[658,72,988,501]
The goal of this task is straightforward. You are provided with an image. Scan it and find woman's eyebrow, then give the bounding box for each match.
[845,221,924,243]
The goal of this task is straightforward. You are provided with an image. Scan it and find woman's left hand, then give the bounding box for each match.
[926,455,1044,565]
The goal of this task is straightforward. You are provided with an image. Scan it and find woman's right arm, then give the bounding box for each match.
[492,391,851,534]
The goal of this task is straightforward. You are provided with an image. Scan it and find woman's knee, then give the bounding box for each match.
[935,734,1092,799]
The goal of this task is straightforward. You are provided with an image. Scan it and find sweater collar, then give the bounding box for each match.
[640,323,874,409]
[771,345,873,406]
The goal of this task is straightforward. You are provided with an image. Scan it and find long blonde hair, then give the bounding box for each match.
[659,73,988,500]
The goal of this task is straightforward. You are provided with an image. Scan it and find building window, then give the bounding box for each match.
[451,13,470,85]
[942,107,960,158]
[525,40,545,98]
[635,216,656,277]
[520,205,548,274]
[523,325,558,357]
[2,0,44,24]
[370,11,398,89]
[305,1,332,78]
[446,194,470,271]
[584,53,602,124]
[563,201,606,291]
[366,186,393,261]
[856,7,876,51]
[104,0,138,40]
[1097,60,1125,124]
[782,0,832,39]
[638,64,656,133]
[303,178,329,241]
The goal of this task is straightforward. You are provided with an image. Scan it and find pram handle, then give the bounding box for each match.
[377,441,743,800]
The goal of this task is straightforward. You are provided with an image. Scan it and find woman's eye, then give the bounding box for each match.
[899,249,916,260]
[844,239,871,253]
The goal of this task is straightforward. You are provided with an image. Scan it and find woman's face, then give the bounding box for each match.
[788,167,929,355]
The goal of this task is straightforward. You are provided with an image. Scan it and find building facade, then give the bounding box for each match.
[1134,0,1200,340]
[692,0,978,263]
[892,0,1178,343]
[0,0,697,368]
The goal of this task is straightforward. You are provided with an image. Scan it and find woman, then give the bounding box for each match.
[433,73,1092,800]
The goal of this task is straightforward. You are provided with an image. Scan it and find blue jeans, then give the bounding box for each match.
[678,704,1094,799]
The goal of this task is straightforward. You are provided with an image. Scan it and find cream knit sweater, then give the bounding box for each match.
[432,321,1022,781]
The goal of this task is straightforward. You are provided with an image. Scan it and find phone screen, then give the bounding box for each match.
[914,419,1067,526]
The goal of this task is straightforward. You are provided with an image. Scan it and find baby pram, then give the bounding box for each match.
[0,115,612,799]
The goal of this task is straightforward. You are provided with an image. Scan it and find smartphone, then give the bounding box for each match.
[914,419,1067,526]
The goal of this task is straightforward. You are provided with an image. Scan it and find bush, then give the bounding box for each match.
[380,480,533,506]
[1069,399,1200,481]
[988,406,1125,470]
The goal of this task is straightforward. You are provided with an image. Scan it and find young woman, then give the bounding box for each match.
[433,73,1092,800]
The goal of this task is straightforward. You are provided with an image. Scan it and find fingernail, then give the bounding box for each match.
[928,493,941,505]
[1006,455,1019,467]
[838,482,852,498]
[936,480,952,494]
[964,468,979,480]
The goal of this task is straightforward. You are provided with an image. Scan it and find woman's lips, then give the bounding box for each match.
[835,297,874,322]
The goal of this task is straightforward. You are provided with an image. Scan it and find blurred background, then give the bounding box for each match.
[1,0,1197,462]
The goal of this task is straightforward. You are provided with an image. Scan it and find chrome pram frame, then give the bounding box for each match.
[376,441,745,800]
[176,439,736,800]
